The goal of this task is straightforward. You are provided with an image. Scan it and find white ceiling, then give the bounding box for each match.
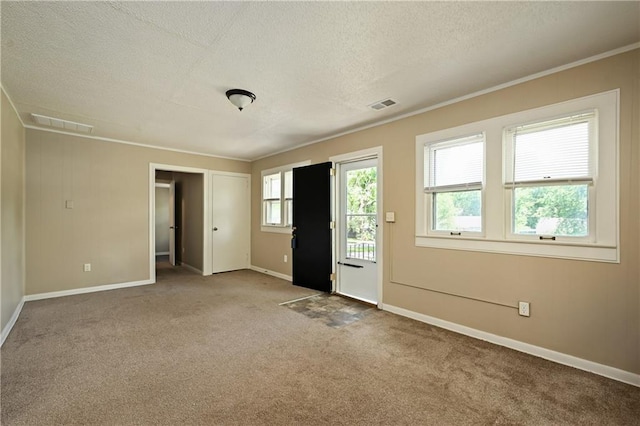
[2,1,639,161]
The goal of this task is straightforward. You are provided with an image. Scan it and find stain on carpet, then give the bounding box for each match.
[284,294,377,328]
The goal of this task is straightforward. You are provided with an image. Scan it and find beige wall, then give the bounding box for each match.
[154,186,170,253]
[175,172,204,271]
[1,90,26,332]
[26,129,249,295]
[251,50,640,375]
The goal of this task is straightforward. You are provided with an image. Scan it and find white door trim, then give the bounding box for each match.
[330,147,383,307]
[149,163,212,283]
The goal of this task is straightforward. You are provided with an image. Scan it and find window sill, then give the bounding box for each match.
[415,235,618,263]
[261,226,292,234]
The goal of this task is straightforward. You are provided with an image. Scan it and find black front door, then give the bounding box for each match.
[292,162,332,292]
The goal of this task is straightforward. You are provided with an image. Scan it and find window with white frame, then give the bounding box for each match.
[504,112,595,241]
[261,161,310,233]
[263,172,283,225]
[424,133,484,235]
[415,90,618,262]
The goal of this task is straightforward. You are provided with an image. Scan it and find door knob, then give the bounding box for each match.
[213,227,218,231]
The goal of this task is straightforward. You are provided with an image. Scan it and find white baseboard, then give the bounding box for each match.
[179,262,203,275]
[156,251,170,256]
[24,279,155,302]
[382,304,640,388]
[250,265,292,282]
[1,297,25,347]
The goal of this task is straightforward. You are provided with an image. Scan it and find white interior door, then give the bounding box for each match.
[211,173,250,273]
[337,158,379,304]
[169,181,176,266]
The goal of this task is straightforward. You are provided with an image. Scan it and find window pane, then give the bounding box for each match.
[264,200,281,225]
[285,199,293,226]
[263,173,281,199]
[514,121,590,182]
[346,215,376,261]
[513,185,588,236]
[346,167,377,214]
[433,190,482,232]
[284,171,293,199]
[429,138,483,187]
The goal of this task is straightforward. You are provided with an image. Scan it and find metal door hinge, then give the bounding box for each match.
[329,168,336,176]
[329,221,335,229]
[330,273,336,281]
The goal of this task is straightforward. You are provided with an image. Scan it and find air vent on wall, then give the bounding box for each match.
[368,98,398,111]
[31,113,93,133]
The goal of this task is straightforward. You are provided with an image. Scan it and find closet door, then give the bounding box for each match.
[211,173,250,273]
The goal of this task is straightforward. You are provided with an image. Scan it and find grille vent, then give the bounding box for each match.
[368,98,398,111]
[31,113,93,133]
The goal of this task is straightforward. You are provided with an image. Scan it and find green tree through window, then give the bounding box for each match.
[346,167,376,259]
[513,185,588,236]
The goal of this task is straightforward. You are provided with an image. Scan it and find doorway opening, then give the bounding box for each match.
[331,147,383,306]
[150,164,211,283]
[154,169,206,277]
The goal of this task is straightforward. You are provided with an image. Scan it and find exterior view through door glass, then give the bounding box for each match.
[338,158,378,304]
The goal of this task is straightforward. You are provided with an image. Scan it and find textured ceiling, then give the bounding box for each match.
[1,1,639,160]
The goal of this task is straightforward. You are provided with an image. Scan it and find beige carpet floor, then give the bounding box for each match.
[1,264,639,425]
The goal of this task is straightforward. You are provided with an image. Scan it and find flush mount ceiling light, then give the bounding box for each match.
[225,89,256,111]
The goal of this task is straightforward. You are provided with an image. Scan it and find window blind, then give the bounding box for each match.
[425,133,484,193]
[506,113,594,187]
[284,171,293,200]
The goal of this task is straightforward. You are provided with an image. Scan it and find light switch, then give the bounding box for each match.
[65,200,74,209]
[385,212,396,222]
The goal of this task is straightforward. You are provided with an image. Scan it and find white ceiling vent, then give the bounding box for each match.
[368,98,398,111]
[31,113,93,133]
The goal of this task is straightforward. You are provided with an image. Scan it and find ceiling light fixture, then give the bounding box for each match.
[225,89,256,111]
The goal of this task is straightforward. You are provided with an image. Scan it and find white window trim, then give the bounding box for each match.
[261,160,310,234]
[415,90,619,263]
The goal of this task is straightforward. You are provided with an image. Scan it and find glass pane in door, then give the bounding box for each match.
[345,167,377,262]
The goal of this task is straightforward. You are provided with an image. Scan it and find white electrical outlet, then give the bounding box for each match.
[83,263,91,272]
[283,254,288,263]
[518,301,530,317]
